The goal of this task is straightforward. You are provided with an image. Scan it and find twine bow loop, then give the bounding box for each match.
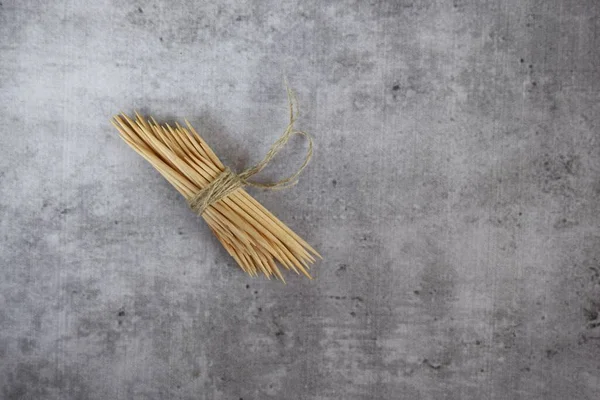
[187,94,313,215]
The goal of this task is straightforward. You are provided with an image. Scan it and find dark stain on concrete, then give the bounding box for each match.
[2,361,90,400]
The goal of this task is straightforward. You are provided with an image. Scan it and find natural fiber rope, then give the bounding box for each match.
[187,90,313,215]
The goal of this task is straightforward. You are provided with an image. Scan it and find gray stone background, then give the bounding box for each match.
[1,0,599,399]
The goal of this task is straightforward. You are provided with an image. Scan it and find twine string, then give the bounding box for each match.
[187,89,313,215]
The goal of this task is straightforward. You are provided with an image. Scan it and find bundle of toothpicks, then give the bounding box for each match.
[111,89,320,281]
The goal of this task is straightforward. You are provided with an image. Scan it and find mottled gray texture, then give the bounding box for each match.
[1,0,600,399]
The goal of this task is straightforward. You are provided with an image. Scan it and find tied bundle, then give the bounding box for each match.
[111,91,320,281]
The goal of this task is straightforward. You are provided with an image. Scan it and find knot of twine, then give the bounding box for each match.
[187,91,313,215]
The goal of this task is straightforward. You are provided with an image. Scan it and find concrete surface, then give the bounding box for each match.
[1,0,600,399]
